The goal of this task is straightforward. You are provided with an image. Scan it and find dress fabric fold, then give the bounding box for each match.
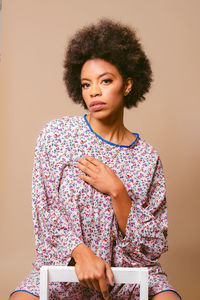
[10,115,181,299]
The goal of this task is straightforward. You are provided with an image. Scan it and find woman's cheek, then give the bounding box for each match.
[82,91,89,106]
[109,83,124,98]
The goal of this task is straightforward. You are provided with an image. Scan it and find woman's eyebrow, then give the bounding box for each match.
[81,72,115,81]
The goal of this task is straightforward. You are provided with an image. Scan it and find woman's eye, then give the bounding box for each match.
[102,78,113,84]
[81,83,90,89]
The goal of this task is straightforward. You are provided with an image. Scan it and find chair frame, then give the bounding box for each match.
[40,266,148,300]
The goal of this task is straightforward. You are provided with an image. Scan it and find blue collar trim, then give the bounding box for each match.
[83,114,139,148]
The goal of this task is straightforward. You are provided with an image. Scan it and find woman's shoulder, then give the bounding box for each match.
[35,115,83,146]
[136,135,161,161]
[39,115,82,135]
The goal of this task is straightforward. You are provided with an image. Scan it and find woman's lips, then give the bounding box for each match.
[90,101,106,111]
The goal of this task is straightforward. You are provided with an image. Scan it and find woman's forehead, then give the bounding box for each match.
[81,58,121,79]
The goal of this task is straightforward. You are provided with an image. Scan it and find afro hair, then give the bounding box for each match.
[63,18,153,109]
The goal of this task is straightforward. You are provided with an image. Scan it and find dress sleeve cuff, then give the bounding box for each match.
[66,234,84,256]
[115,201,167,263]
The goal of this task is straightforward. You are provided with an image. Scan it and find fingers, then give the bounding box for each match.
[105,263,114,286]
[77,162,95,177]
[78,173,94,186]
[79,279,88,288]
[78,157,98,175]
[78,270,110,298]
[80,278,101,293]
[85,155,100,166]
[75,253,111,298]
[99,275,110,299]
[84,279,94,290]
[78,155,98,167]
[91,278,101,292]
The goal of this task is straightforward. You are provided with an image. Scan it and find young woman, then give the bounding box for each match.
[9,19,181,299]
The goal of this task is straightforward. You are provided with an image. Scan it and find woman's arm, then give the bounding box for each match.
[114,156,168,265]
[109,183,132,236]
[78,154,168,265]
[33,124,114,298]
[77,155,132,235]
[72,243,114,299]
[32,123,83,265]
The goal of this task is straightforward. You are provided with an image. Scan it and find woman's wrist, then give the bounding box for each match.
[72,243,95,263]
[109,180,126,199]
[110,183,132,235]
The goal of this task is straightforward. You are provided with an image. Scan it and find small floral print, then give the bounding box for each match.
[10,115,181,299]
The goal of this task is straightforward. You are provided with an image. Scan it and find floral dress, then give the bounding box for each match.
[10,115,181,299]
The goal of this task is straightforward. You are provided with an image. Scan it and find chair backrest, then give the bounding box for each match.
[40,266,148,300]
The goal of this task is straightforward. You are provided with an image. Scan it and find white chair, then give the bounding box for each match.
[40,266,148,300]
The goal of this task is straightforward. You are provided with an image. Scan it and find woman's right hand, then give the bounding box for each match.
[72,243,114,299]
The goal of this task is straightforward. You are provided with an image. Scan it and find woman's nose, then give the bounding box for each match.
[90,83,102,97]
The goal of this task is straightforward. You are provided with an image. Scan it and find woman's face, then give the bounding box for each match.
[80,58,131,119]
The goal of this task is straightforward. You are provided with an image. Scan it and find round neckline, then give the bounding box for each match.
[83,114,139,148]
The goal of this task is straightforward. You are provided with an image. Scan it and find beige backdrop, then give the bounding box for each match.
[0,0,200,299]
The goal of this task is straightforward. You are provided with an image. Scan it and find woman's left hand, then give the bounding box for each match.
[77,155,123,196]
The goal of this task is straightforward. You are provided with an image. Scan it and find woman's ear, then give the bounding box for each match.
[123,78,133,96]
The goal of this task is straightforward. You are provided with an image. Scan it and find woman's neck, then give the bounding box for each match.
[86,112,126,144]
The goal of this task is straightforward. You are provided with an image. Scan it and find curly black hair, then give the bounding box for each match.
[63,18,153,109]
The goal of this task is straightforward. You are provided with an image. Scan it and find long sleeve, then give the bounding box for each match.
[116,156,168,266]
[32,124,83,267]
